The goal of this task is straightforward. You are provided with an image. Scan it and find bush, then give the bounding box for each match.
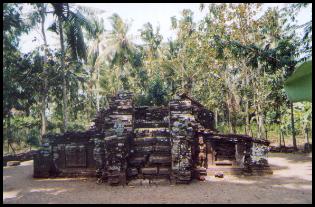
[26,128,40,148]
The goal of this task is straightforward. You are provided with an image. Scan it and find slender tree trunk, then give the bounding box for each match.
[58,17,68,132]
[40,5,48,142]
[245,67,250,135]
[215,108,218,129]
[278,106,282,147]
[265,128,268,140]
[245,100,250,135]
[304,127,309,152]
[279,128,282,147]
[7,112,16,155]
[249,123,253,137]
[253,85,266,139]
[258,77,266,139]
[290,102,297,150]
[228,109,232,133]
[226,94,232,133]
[181,63,185,90]
[305,128,309,145]
[96,66,100,112]
[253,92,260,138]
[117,65,122,92]
[7,114,11,154]
[258,105,266,139]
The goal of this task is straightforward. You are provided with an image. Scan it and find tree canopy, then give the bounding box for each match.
[3,3,312,153]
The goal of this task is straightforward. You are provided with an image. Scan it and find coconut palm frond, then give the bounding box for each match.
[67,10,96,37]
[64,20,87,61]
[75,5,106,16]
[51,3,69,21]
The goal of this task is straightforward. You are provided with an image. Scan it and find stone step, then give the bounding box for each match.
[133,137,170,145]
[134,130,170,138]
[134,127,169,132]
[128,178,170,186]
[134,121,169,128]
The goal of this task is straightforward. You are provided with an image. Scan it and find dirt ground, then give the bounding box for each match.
[3,152,312,204]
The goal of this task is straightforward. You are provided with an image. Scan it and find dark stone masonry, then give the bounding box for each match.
[33,91,272,185]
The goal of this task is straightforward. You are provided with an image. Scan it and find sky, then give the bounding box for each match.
[19,3,312,54]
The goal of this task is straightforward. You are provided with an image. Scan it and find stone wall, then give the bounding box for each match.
[99,91,133,185]
[34,130,102,178]
[169,97,196,183]
[33,91,272,183]
[204,133,271,175]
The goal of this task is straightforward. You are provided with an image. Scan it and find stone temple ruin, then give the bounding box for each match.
[34,91,272,185]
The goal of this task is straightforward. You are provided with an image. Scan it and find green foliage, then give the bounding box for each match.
[3,3,312,152]
[26,128,40,147]
[135,76,169,106]
[146,76,169,106]
[284,60,312,102]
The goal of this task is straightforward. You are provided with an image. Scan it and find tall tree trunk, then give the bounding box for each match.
[305,127,310,152]
[290,102,297,150]
[245,73,250,135]
[253,91,260,138]
[96,66,100,112]
[258,105,266,139]
[7,114,11,153]
[7,112,16,154]
[278,106,282,147]
[215,108,218,129]
[181,63,185,90]
[279,128,282,147]
[40,5,48,142]
[282,130,286,147]
[265,128,268,140]
[117,65,123,92]
[305,127,309,145]
[245,101,249,135]
[245,67,250,136]
[226,93,232,133]
[228,108,232,133]
[58,17,68,132]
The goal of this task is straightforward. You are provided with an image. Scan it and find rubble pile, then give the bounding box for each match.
[3,150,38,166]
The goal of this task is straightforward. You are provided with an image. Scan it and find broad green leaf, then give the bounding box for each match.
[284,60,312,102]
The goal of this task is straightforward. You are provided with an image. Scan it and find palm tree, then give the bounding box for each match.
[139,22,163,77]
[87,17,107,112]
[106,13,135,91]
[50,3,95,132]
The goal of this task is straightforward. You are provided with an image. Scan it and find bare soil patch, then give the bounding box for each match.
[3,152,312,204]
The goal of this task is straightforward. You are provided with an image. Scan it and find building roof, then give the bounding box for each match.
[202,131,270,145]
[179,93,205,108]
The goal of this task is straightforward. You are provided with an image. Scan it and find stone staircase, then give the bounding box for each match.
[128,106,172,181]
